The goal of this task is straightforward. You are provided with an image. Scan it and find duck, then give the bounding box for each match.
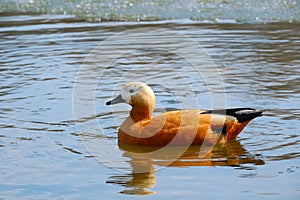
[106,82,263,146]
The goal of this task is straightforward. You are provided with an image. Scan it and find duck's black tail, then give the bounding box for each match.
[200,108,263,123]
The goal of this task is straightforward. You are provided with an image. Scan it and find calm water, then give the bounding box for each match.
[1,5,300,200]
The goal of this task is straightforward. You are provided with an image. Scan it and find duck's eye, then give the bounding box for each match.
[129,89,134,93]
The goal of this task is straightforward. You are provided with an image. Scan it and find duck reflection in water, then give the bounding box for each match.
[106,140,265,195]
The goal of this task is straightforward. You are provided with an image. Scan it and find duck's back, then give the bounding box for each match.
[118,108,262,146]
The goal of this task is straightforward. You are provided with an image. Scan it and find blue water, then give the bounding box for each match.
[1,0,299,23]
[0,2,300,199]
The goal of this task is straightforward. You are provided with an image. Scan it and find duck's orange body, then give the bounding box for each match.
[106,82,262,147]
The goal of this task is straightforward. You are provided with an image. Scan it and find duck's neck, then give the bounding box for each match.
[130,104,153,122]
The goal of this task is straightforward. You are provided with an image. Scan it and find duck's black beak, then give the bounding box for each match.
[106,94,125,105]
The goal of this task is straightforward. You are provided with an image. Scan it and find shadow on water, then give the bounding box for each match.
[107,140,265,195]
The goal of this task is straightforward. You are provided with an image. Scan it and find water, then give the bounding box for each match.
[1,0,299,23]
[0,1,300,199]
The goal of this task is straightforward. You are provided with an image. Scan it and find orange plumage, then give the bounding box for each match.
[106,82,262,146]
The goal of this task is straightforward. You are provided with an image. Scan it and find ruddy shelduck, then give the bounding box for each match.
[106,82,263,146]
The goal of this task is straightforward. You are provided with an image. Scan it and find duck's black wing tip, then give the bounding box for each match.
[234,108,263,123]
[200,108,263,123]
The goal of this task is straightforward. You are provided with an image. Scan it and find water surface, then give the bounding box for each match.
[0,11,300,200]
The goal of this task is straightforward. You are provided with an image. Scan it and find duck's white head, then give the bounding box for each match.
[106,82,155,108]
